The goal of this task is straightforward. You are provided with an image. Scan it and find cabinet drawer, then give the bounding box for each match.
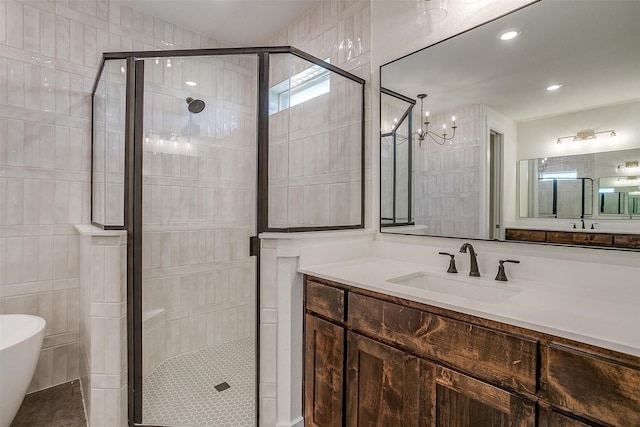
[613,233,640,249]
[505,228,546,242]
[543,343,640,427]
[546,231,613,247]
[348,293,538,395]
[305,280,345,322]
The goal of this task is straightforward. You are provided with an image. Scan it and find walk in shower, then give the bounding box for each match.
[91,47,364,426]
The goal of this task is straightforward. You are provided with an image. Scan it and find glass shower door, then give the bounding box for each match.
[138,54,258,426]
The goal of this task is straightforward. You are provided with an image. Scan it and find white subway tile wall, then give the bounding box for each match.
[92,59,126,227]
[78,230,127,427]
[268,21,367,228]
[413,105,482,237]
[0,0,224,399]
[259,0,372,424]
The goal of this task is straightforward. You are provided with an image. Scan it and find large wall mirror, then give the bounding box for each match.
[379,0,640,241]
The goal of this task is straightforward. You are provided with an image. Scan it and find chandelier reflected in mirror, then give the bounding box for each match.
[416,93,457,146]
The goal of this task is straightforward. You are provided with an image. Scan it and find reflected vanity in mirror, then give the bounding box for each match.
[379,0,640,248]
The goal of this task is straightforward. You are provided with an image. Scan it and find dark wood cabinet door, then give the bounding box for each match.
[305,314,345,427]
[346,332,420,427]
[432,366,536,427]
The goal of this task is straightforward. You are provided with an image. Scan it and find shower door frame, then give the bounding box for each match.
[92,46,365,427]
[380,87,415,228]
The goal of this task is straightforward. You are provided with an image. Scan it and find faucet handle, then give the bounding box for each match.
[569,222,577,229]
[438,252,458,274]
[590,223,598,230]
[495,259,520,282]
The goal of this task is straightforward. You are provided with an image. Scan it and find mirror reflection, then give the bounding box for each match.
[381,89,414,226]
[380,0,640,239]
[519,149,640,220]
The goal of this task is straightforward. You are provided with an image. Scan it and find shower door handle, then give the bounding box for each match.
[249,236,259,257]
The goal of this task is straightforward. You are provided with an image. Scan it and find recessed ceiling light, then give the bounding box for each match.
[185,81,197,87]
[546,83,563,91]
[498,29,521,41]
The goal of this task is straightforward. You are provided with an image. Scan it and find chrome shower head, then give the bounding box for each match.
[186,97,205,114]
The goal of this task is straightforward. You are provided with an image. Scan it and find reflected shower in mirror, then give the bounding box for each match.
[519,149,640,220]
[381,88,414,227]
[379,0,640,240]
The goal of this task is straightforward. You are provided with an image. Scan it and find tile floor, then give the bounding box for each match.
[11,380,86,427]
[143,337,256,426]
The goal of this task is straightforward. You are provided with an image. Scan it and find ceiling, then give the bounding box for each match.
[381,1,640,122]
[118,0,321,46]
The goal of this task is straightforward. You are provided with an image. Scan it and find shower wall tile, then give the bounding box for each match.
[2,0,227,398]
[76,228,127,425]
[261,1,372,421]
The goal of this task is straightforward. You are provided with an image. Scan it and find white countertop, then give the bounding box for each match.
[300,257,640,358]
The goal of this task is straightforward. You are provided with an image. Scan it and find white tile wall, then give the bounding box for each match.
[77,228,127,427]
[268,56,365,229]
[267,0,371,230]
[0,0,227,401]
[413,105,483,237]
[261,1,372,424]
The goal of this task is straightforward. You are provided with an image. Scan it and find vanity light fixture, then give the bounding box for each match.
[546,83,563,91]
[416,93,457,146]
[555,129,617,144]
[498,29,521,41]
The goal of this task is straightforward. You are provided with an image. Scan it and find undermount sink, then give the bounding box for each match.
[387,272,521,304]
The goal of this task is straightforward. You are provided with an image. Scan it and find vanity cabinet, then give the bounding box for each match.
[303,276,640,427]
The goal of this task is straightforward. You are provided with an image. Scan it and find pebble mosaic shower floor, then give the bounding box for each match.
[143,337,256,426]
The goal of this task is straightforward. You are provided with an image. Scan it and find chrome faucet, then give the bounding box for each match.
[459,243,480,277]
